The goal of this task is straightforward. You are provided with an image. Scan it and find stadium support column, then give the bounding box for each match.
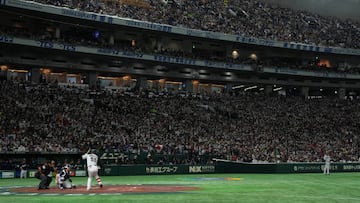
[109,35,114,46]
[88,72,98,89]
[136,77,147,90]
[338,88,346,99]
[301,87,309,98]
[0,65,8,80]
[265,85,272,95]
[55,27,60,39]
[184,80,193,93]
[31,68,40,83]
[224,83,233,93]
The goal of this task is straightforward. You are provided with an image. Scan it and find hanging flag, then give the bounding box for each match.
[155,144,163,152]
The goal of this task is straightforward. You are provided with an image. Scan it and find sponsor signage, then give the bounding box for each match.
[0,35,14,43]
[104,167,112,175]
[236,36,275,47]
[125,20,172,32]
[75,170,86,176]
[29,170,37,178]
[146,166,178,174]
[1,171,14,178]
[36,40,76,51]
[61,9,114,24]
[189,165,215,173]
[342,164,360,171]
[96,49,143,58]
[153,55,196,65]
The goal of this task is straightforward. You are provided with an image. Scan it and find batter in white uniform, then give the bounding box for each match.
[82,151,103,191]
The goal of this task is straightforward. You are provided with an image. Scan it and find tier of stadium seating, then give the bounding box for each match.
[0,81,359,165]
[0,23,357,74]
[29,0,360,49]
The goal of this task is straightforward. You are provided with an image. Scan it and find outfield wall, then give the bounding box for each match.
[2,162,360,178]
[100,162,360,175]
[215,162,360,174]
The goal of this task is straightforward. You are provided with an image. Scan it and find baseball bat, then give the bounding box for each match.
[86,148,91,154]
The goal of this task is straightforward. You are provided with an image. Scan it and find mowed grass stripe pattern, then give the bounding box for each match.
[0,173,359,203]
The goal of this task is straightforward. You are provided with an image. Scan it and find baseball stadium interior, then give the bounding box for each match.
[0,0,360,177]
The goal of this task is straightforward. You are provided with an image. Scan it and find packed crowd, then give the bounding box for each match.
[1,23,358,74]
[0,80,359,166]
[30,0,360,49]
[2,0,359,74]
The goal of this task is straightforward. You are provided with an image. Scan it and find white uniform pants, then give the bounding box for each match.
[87,165,101,190]
[20,170,27,178]
[324,163,330,174]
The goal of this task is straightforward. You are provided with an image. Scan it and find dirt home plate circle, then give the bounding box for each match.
[7,185,200,195]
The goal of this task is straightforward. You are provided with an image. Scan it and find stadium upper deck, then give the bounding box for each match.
[0,0,359,97]
[28,0,360,49]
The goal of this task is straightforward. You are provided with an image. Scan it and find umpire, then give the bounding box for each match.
[35,160,56,190]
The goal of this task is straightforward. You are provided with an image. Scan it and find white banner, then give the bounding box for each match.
[1,171,15,178]
[75,170,86,176]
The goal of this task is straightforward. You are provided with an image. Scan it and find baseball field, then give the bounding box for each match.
[0,173,359,203]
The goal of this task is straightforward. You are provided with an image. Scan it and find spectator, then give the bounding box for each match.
[0,81,359,164]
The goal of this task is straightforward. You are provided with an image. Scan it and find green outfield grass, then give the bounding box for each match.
[0,173,359,203]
